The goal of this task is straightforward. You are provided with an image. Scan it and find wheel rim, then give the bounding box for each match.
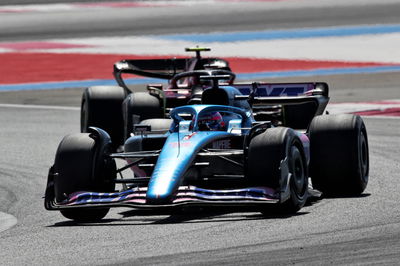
[359,130,369,183]
[290,145,307,199]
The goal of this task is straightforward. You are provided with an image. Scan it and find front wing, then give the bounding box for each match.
[45,186,280,210]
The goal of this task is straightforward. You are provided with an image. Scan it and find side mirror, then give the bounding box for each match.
[227,119,242,134]
[179,121,192,133]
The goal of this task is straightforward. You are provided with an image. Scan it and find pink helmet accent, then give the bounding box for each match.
[198,111,225,131]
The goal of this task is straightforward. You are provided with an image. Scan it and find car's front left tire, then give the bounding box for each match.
[247,127,308,214]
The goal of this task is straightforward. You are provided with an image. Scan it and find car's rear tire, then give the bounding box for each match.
[123,92,163,139]
[247,127,308,213]
[54,128,116,222]
[309,114,369,196]
[81,86,126,151]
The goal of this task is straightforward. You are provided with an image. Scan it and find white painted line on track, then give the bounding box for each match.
[0,212,17,233]
[0,3,75,13]
[327,100,400,118]
[360,115,400,119]
[328,100,400,114]
[23,32,400,64]
[0,103,79,111]
[0,1,208,13]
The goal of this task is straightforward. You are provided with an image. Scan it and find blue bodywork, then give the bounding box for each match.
[146,104,253,204]
[46,85,313,211]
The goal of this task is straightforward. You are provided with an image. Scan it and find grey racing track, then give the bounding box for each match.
[1,1,400,265]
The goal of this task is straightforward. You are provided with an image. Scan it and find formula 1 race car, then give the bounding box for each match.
[45,74,369,222]
[80,47,235,150]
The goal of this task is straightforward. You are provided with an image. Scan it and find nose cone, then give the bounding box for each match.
[145,131,232,205]
[146,133,196,205]
[146,158,182,204]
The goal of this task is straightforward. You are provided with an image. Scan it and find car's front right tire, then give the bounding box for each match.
[53,129,116,222]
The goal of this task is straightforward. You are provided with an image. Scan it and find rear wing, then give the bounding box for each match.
[232,82,328,98]
[113,57,231,91]
[232,82,330,129]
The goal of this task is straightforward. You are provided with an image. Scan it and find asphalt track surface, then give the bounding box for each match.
[1,1,400,265]
[2,0,400,41]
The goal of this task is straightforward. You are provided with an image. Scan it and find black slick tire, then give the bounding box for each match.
[309,114,369,196]
[81,86,126,151]
[247,127,308,214]
[53,130,116,222]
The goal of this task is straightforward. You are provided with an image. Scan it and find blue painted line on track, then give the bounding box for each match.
[160,24,400,42]
[2,65,400,91]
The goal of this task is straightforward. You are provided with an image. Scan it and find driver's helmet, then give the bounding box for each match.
[198,111,225,131]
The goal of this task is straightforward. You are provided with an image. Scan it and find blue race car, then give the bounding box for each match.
[45,74,369,221]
